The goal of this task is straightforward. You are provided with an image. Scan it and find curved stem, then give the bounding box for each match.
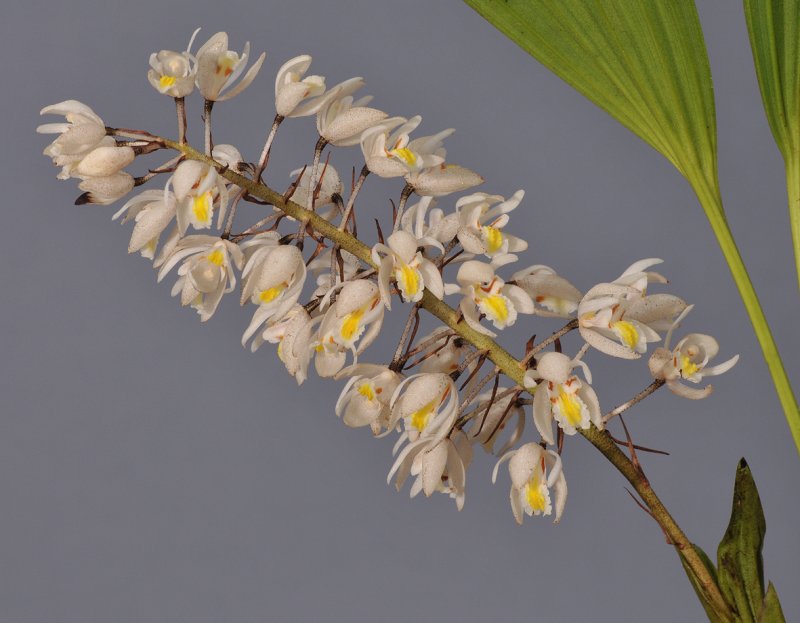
[163,138,734,620]
[692,176,800,456]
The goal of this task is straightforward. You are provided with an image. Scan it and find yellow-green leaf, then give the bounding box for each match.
[758,582,786,623]
[743,0,800,289]
[462,0,720,210]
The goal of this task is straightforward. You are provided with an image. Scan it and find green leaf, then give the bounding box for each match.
[678,543,729,623]
[462,0,720,207]
[743,0,800,290]
[758,583,786,623]
[463,0,800,456]
[717,459,767,623]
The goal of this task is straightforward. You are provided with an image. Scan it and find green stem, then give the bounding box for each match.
[692,175,800,455]
[158,138,735,618]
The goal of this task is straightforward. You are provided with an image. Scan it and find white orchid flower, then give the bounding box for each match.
[335,364,402,434]
[455,190,527,260]
[194,31,265,102]
[511,264,582,318]
[649,324,739,399]
[113,189,177,259]
[316,79,387,146]
[72,144,135,179]
[313,280,384,377]
[360,117,449,178]
[240,239,307,347]
[492,442,567,524]
[387,431,471,510]
[274,54,327,117]
[445,260,533,337]
[400,196,460,245]
[523,351,603,444]
[372,230,444,309]
[38,100,115,180]
[157,235,243,322]
[168,160,229,234]
[256,305,315,384]
[147,29,200,98]
[76,173,135,205]
[388,372,458,443]
[405,163,484,197]
[578,262,686,359]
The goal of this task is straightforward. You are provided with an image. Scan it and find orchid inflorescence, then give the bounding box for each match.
[38,29,739,525]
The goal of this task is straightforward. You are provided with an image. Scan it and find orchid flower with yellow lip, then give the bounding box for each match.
[113,189,177,260]
[194,31,265,102]
[167,160,229,234]
[511,264,582,318]
[649,308,740,399]
[387,431,472,510]
[256,305,315,384]
[240,237,307,348]
[524,351,602,444]
[157,235,243,322]
[388,372,459,443]
[274,55,327,117]
[577,260,687,359]
[38,100,109,179]
[335,364,402,434]
[492,442,567,524]
[313,280,385,377]
[455,190,528,261]
[445,260,533,337]
[372,230,444,309]
[147,28,200,98]
[360,117,451,178]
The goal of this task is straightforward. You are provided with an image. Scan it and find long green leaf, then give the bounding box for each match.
[743,0,800,290]
[464,0,800,455]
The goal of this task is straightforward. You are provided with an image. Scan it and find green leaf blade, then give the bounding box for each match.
[463,0,719,201]
[717,459,767,623]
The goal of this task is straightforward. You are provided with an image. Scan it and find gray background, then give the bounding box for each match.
[2,1,799,621]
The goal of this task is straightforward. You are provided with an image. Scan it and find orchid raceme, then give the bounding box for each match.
[38,30,751,544]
